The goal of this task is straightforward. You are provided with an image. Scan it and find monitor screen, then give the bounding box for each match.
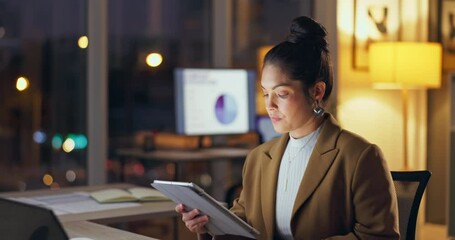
[174,68,256,135]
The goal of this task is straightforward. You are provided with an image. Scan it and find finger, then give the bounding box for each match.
[175,204,184,213]
[186,215,209,233]
[184,214,207,228]
[182,209,200,221]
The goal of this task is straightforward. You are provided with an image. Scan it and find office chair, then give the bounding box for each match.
[391,170,431,240]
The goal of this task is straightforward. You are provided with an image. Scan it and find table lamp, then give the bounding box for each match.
[369,42,442,169]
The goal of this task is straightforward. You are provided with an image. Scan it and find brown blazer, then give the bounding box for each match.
[206,113,399,240]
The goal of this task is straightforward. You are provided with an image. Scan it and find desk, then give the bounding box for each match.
[64,221,158,240]
[116,147,250,200]
[0,183,176,224]
[0,183,177,239]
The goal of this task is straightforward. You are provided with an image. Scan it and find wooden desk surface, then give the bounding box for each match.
[0,183,177,224]
[0,183,178,239]
[64,221,158,240]
[116,147,250,162]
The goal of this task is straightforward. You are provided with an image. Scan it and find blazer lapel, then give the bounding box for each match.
[292,114,341,217]
[261,134,289,238]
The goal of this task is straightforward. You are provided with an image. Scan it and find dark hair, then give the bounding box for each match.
[263,16,333,103]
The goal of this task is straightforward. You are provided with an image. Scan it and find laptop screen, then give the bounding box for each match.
[0,197,68,240]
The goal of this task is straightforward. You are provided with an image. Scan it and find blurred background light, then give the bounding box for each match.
[16,77,29,91]
[62,138,76,153]
[73,134,88,149]
[133,162,145,175]
[200,173,212,187]
[65,170,77,182]
[52,134,63,149]
[78,35,89,48]
[145,52,163,67]
[50,182,60,189]
[33,130,47,144]
[42,174,53,186]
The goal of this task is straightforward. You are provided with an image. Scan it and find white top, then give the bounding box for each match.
[275,127,322,239]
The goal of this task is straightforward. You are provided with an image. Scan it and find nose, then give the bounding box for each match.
[265,94,277,111]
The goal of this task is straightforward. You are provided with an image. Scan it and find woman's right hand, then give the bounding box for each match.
[175,203,210,234]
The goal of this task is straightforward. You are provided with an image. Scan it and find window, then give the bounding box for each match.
[0,0,87,190]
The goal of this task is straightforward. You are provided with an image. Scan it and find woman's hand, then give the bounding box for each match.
[175,203,210,234]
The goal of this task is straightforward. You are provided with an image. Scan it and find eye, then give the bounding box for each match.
[277,92,289,98]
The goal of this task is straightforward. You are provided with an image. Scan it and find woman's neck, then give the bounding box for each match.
[290,114,324,139]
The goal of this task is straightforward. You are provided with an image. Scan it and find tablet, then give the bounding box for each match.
[151,180,259,239]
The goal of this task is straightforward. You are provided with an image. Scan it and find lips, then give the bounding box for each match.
[269,116,281,123]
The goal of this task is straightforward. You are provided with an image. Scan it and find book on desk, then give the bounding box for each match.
[90,187,169,203]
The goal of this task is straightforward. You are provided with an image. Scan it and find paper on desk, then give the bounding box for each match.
[9,192,139,215]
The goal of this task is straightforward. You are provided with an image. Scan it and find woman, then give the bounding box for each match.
[176,16,400,240]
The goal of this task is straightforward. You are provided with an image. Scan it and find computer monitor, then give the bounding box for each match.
[174,68,256,136]
[0,197,69,240]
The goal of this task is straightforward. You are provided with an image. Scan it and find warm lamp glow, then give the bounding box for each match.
[369,41,442,170]
[369,42,442,88]
[257,46,273,72]
[255,45,273,116]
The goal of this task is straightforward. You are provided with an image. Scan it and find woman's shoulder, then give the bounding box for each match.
[338,128,372,146]
[322,114,376,150]
[332,128,385,163]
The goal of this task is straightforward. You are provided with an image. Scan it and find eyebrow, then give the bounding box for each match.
[261,83,293,90]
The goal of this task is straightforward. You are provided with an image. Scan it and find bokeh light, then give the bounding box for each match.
[73,134,88,149]
[42,174,53,186]
[62,138,76,153]
[133,162,145,175]
[66,170,77,182]
[33,130,47,144]
[78,36,89,49]
[50,182,60,189]
[200,173,212,187]
[52,134,63,149]
[145,52,163,67]
[16,77,29,91]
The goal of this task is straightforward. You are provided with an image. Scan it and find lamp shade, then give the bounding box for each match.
[369,42,442,89]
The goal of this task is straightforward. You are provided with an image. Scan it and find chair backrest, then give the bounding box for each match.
[391,170,431,240]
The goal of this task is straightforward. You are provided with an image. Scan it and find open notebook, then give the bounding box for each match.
[0,197,92,240]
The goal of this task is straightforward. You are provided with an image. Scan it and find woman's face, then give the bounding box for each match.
[261,64,316,138]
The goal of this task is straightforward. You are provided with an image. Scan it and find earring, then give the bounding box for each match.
[313,101,325,117]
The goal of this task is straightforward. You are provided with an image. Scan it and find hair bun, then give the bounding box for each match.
[287,16,327,45]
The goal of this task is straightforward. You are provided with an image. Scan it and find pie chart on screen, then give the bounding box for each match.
[215,94,238,124]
